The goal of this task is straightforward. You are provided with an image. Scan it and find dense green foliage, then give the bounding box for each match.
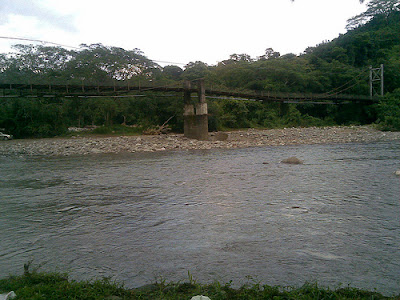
[0,270,396,300]
[0,7,399,138]
[0,43,158,85]
[374,89,400,131]
[347,0,399,30]
[0,93,185,138]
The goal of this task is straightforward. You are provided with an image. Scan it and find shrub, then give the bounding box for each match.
[375,89,400,131]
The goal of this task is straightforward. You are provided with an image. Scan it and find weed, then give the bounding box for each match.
[0,270,397,299]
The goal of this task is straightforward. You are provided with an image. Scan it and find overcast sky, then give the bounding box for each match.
[0,0,366,66]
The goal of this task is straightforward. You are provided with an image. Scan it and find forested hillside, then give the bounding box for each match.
[0,6,399,138]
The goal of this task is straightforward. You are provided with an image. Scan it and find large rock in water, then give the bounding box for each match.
[281,157,303,164]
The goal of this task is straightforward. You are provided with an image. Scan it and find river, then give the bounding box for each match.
[0,141,399,295]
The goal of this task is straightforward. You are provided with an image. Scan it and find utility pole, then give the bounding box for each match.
[369,64,384,99]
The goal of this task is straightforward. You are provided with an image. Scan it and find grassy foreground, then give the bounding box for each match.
[1,271,398,300]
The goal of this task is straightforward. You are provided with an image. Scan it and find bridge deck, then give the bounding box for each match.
[0,83,378,103]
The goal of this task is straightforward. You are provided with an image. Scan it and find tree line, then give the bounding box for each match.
[0,3,399,138]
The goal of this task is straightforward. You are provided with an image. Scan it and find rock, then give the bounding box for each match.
[1,126,400,157]
[281,157,303,164]
[210,132,228,141]
[91,148,102,154]
[395,170,400,176]
[0,291,16,300]
[191,296,211,300]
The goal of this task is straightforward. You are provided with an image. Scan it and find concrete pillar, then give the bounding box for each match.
[184,104,195,116]
[194,79,208,140]
[196,102,208,115]
[198,79,206,103]
[183,80,209,140]
[183,81,195,139]
[183,81,192,104]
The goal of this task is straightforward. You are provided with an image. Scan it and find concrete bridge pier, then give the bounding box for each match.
[183,80,209,140]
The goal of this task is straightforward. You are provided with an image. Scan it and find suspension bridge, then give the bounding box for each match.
[0,76,383,140]
[0,81,378,104]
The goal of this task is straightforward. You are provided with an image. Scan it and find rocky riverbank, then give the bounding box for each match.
[1,126,399,157]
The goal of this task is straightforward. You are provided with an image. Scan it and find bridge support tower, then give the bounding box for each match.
[183,79,209,140]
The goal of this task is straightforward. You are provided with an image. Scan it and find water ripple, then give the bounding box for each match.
[0,142,399,295]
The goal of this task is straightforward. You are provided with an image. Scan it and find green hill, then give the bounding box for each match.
[0,9,399,137]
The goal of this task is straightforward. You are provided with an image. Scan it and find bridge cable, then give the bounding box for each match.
[322,67,369,97]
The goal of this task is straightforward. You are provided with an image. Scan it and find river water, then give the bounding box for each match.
[0,142,399,295]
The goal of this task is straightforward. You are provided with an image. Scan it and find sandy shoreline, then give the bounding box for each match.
[1,126,399,157]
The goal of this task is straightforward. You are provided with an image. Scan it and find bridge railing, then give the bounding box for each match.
[0,81,382,103]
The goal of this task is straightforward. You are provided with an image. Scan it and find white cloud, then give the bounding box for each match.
[0,0,76,32]
[0,0,367,65]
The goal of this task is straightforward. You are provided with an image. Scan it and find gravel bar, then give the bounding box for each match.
[1,126,399,157]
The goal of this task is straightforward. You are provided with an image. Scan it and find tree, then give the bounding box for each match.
[0,43,158,85]
[375,89,400,131]
[162,65,183,81]
[0,44,72,83]
[257,48,280,61]
[229,53,253,63]
[182,61,210,80]
[65,44,158,85]
[347,0,400,29]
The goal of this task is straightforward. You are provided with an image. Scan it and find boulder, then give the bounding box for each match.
[191,296,211,300]
[281,157,303,164]
[395,170,400,176]
[0,291,16,300]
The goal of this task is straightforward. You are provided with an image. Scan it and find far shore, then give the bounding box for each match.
[1,125,400,157]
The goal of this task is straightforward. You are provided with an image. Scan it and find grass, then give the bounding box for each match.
[62,124,146,138]
[1,269,398,300]
[83,125,144,136]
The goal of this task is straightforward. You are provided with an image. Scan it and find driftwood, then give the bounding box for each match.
[143,115,174,135]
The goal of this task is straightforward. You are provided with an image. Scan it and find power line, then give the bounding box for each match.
[151,59,187,66]
[0,36,81,50]
[0,36,189,66]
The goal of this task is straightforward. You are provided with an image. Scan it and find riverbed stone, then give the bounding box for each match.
[0,126,399,157]
[281,157,303,164]
[210,131,229,141]
[191,296,211,300]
